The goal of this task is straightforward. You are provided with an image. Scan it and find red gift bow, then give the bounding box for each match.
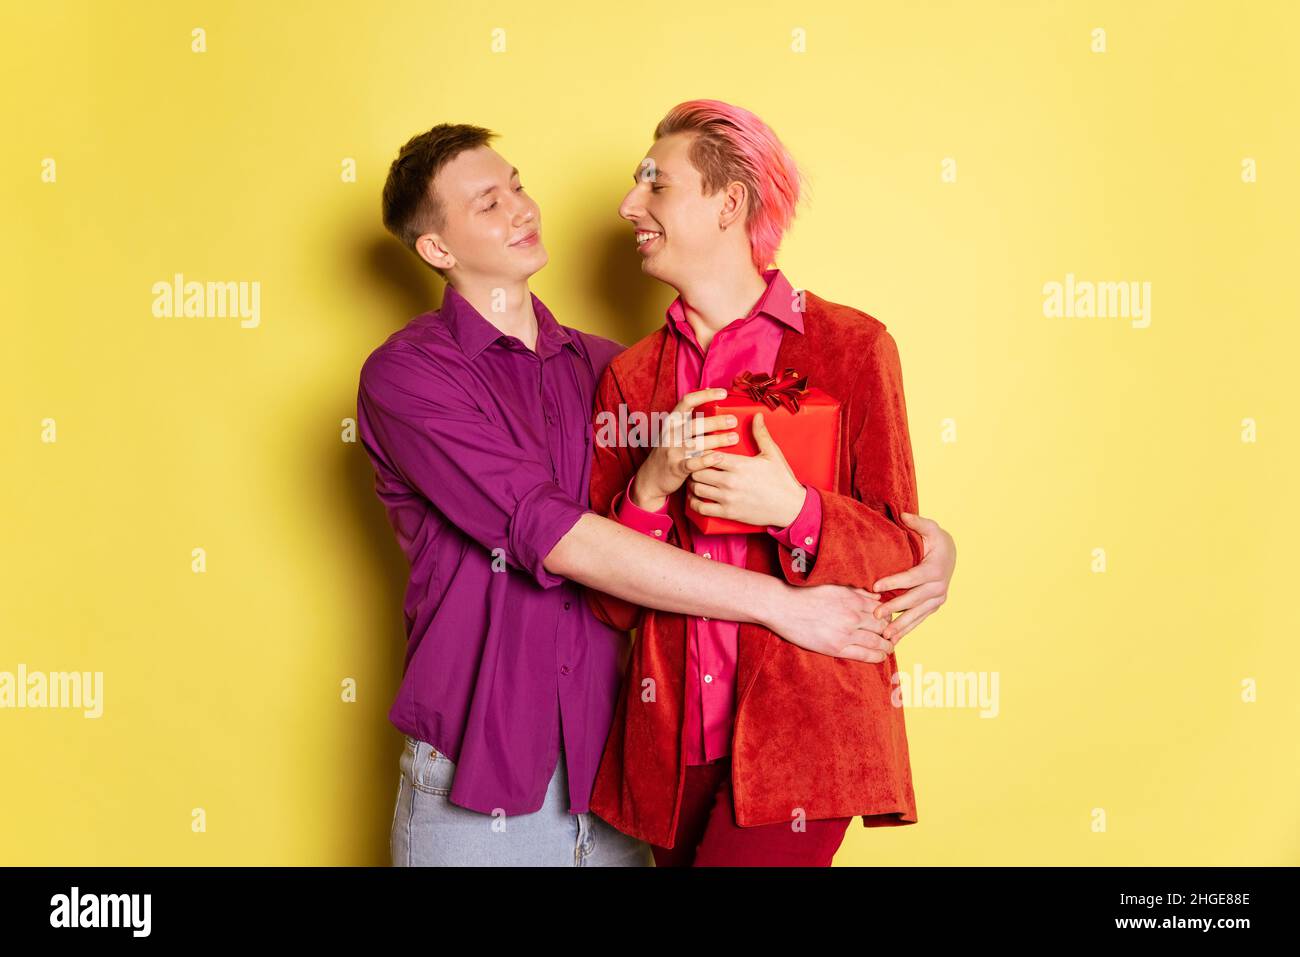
[730,368,811,413]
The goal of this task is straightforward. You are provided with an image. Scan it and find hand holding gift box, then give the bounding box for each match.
[686,368,842,535]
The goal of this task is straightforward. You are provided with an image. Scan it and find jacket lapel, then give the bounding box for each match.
[647,330,698,553]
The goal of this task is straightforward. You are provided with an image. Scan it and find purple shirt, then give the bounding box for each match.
[356,283,626,816]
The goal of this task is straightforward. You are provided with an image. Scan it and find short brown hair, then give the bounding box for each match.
[381,123,496,278]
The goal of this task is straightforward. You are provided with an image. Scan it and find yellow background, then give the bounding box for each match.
[3,0,1296,865]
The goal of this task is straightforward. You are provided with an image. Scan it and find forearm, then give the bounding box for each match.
[545,512,782,626]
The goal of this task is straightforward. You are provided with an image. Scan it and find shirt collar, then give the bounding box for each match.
[440,283,583,362]
[664,267,804,337]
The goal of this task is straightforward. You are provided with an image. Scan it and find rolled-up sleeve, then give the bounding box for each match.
[357,344,588,589]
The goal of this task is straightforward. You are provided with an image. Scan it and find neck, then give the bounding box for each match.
[451,275,539,351]
[676,264,769,352]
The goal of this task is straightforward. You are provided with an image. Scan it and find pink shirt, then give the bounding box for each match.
[610,268,823,765]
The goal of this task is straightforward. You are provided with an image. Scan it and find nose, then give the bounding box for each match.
[512,198,536,226]
[618,186,643,223]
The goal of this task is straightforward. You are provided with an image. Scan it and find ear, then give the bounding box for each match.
[719,180,748,231]
[417,231,456,272]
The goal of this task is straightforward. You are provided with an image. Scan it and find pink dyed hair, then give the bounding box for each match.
[653,99,803,271]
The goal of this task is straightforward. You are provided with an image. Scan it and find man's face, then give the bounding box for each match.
[618,132,727,288]
[426,145,547,283]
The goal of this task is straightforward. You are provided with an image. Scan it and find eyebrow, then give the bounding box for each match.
[632,166,670,184]
[471,167,520,202]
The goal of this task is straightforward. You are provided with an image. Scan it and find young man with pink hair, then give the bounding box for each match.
[585,99,956,866]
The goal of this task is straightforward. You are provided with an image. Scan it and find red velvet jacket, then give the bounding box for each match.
[584,290,926,849]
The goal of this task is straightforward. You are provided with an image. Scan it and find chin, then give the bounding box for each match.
[641,256,675,286]
[506,247,548,281]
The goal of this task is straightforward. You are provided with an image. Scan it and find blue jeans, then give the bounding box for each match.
[390,734,654,866]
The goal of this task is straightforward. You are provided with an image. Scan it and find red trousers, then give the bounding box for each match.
[650,757,853,867]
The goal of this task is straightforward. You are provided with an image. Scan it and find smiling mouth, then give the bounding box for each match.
[635,230,662,248]
[510,230,539,246]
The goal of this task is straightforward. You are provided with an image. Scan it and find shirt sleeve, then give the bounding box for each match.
[766,484,821,557]
[356,344,588,589]
[612,474,675,540]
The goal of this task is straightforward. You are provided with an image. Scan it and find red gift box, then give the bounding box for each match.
[686,368,842,535]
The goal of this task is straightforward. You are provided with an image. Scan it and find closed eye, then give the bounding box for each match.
[483,185,524,211]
